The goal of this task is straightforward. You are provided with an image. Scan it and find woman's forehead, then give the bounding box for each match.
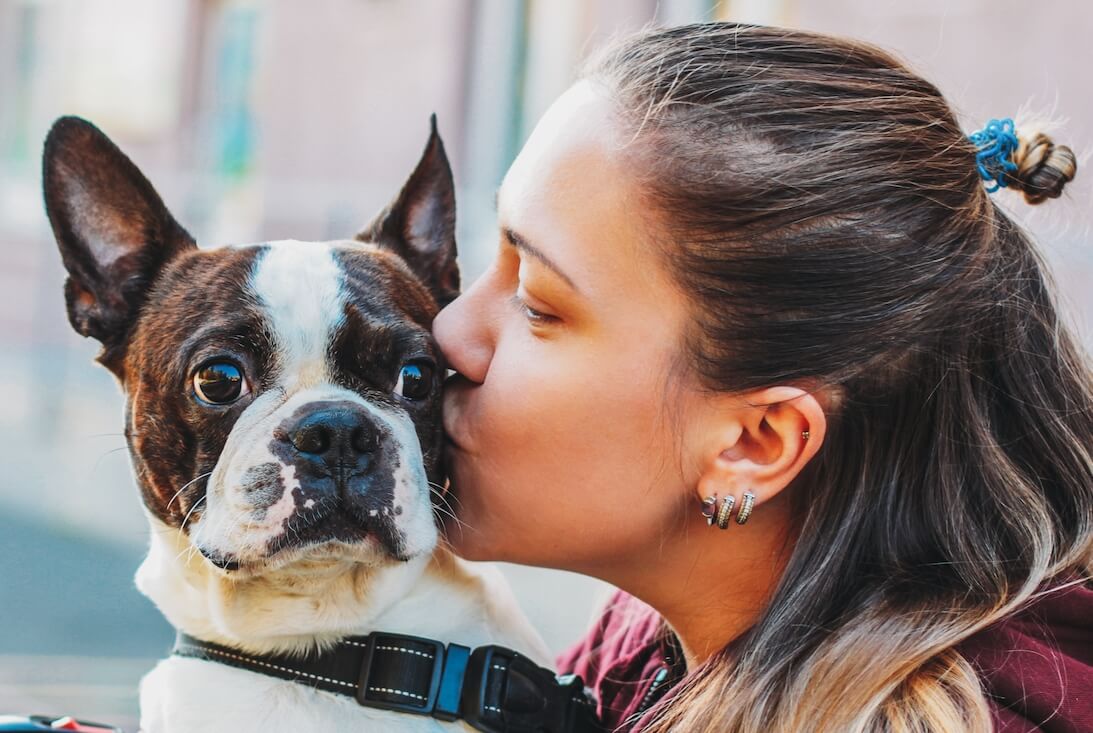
[497,81,667,299]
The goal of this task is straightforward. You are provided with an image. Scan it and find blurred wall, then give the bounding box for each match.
[0,0,1088,722]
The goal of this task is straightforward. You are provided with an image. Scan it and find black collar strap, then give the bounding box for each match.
[173,631,601,733]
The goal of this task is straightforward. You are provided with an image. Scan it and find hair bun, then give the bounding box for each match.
[1008,131,1078,205]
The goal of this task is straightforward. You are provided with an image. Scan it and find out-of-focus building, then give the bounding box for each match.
[0,0,1088,725]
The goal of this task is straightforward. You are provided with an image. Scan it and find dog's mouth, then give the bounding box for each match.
[198,495,409,573]
[271,496,407,559]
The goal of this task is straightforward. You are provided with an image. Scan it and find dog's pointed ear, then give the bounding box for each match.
[358,114,460,308]
[42,116,196,370]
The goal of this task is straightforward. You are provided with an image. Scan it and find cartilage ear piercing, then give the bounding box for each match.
[715,494,736,530]
[736,491,756,525]
[801,430,810,441]
[700,496,718,526]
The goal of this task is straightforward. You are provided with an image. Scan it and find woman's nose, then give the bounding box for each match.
[433,272,495,385]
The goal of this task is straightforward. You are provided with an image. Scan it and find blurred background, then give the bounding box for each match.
[0,0,1089,727]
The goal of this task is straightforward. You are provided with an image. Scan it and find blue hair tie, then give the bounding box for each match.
[968,118,1020,193]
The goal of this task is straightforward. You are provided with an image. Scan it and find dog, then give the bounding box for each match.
[42,116,551,732]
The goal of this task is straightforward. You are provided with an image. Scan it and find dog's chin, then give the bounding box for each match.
[196,507,421,578]
[198,539,377,578]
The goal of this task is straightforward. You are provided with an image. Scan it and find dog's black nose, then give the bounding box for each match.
[285,404,379,464]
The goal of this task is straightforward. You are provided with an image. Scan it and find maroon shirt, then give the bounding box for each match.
[558,581,1093,732]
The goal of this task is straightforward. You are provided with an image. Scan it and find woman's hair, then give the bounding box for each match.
[583,22,1091,733]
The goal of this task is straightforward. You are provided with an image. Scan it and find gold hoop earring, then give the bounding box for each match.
[715,495,736,530]
[736,491,756,525]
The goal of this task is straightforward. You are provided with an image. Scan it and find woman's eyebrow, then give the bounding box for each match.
[502,226,581,295]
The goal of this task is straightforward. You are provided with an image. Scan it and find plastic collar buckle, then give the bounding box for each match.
[463,645,585,733]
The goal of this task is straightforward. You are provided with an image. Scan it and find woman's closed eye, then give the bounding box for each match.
[510,291,560,326]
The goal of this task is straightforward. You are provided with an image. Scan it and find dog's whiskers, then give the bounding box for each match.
[175,535,201,566]
[427,481,473,539]
[89,445,130,475]
[428,483,457,513]
[429,480,467,510]
[95,445,128,456]
[179,494,207,532]
[167,471,214,511]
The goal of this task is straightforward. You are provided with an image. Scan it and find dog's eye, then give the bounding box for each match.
[193,361,249,405]
[394,362,434,401]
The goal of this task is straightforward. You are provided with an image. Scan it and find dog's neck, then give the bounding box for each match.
[137,517,489,657]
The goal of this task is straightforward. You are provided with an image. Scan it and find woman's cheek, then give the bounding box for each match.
[452,337,576,548]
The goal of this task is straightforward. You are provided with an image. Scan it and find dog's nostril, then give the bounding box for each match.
[292,423,331,455]
[283,403,381,463]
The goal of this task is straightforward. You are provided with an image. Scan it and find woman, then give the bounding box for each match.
[433,22,1091,733]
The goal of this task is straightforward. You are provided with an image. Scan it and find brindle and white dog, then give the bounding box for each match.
[42,116,549,732]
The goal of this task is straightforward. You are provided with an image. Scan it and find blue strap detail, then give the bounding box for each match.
[968,118,1020,193]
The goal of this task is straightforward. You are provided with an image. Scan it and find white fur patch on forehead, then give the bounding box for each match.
[251,241,346,388]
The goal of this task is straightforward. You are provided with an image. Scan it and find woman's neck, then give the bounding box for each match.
[598,493,798,671]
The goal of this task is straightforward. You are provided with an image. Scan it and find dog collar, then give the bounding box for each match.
[173,631,601,733]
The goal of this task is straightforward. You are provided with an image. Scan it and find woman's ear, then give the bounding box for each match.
[694,385,827,512]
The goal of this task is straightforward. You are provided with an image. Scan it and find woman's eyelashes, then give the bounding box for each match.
[509,292,558,326]
[500,248,562,326]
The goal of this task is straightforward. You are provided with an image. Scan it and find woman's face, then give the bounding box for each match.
[433,81,707,572]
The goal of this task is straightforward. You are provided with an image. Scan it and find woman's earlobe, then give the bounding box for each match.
[695,488,758,530]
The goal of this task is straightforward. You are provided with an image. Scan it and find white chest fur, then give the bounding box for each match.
[136,523,549,732]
